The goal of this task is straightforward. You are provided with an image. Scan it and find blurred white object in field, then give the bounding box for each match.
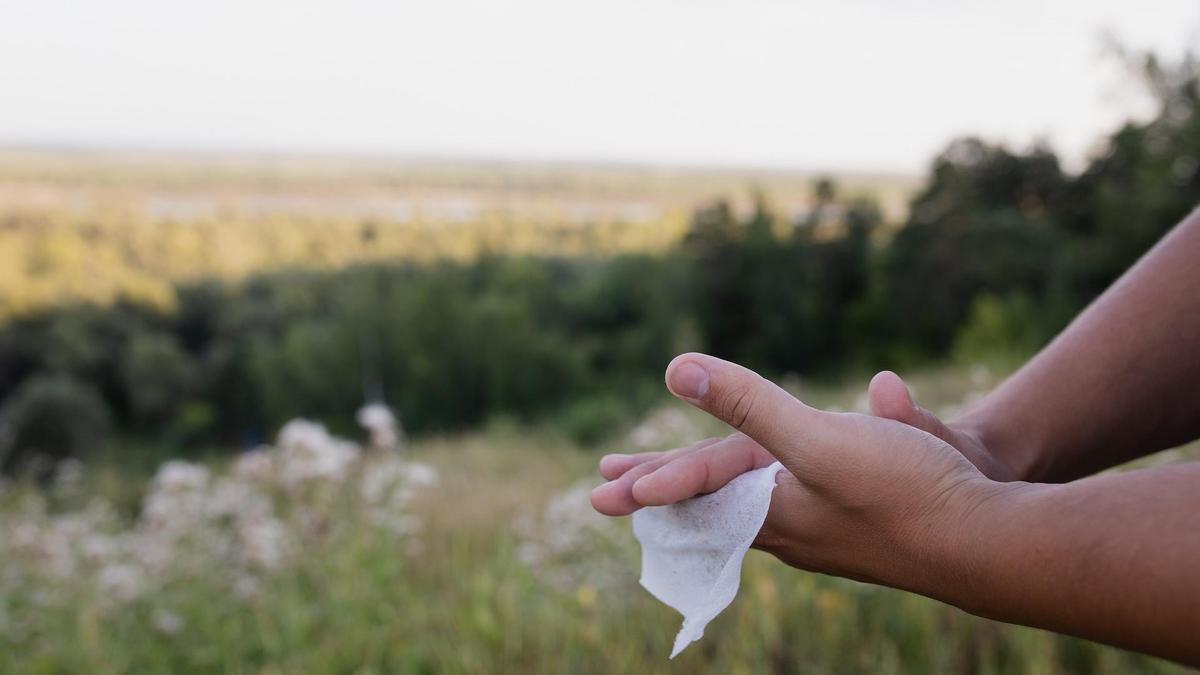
[514,478,637,593]
[626,407,699,451]
[277,419,360,490]
[357,402,405,452]
[0,415,437,614]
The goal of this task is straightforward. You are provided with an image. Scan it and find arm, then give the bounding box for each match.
[955,210,1200,481]
[594,353,1200,665]
[934,465,1200,665]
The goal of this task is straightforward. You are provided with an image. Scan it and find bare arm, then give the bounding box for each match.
[594,353,1200,666]
[956,209,1200,481]
[937,464,1200,665]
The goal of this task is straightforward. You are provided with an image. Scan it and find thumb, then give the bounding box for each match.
[867,370,955,443]
[664,352,844,471]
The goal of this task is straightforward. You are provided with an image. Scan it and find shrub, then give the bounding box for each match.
[554,395,633,447]
[0,375,111,474]
[951,293,1042,364]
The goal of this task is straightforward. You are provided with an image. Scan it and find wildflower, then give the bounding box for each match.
[626,407,700,451]
[276,419,360,489]
[514,479,636,592]
[232,449,274,483]
[233,574,261,600]
[51,458,85,498]
[357,402,404,452]
[237,517,288,570]
[152,461,210,494]
[97,563,144,604]
[151,609,185,636]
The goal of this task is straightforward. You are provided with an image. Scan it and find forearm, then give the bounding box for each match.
[956,209,1200,481]
[928,464,1200,665]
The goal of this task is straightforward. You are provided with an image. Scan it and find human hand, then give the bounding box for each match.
[866,370,1020,482]
[592,353,1005,592]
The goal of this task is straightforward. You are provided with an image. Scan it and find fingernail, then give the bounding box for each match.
[668,361,709,399]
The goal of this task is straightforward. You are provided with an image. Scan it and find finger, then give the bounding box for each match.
[631,433,777,506]
[868,370,1014,479]
[868,371,956,445]
[753,468,807,555]
[663,352,851,472]
[599,437,723,480]
[591,439,721,516]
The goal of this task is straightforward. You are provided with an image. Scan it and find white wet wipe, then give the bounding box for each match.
[632,461,784,658]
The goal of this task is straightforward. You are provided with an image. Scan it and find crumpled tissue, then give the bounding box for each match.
[632,461,784,658]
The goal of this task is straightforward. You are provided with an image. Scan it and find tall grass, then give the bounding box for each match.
[0,365,1190,674]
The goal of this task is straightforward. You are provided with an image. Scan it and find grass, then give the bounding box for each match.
[0,363,1193,674]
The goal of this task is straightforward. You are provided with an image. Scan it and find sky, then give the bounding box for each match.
[0,0,1197,173]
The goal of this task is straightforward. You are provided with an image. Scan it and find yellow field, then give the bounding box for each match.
[0,149,918,318]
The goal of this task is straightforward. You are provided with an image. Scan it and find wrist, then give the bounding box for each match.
[917,476,1041,615]
[952,408,1046,482]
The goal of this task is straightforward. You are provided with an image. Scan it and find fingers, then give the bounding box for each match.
[868,370,1016,481]
[664,352,850,471]
[598,437,723,480]
[868,370,955,445]
[631,434,777,506]
[591,437,724,515]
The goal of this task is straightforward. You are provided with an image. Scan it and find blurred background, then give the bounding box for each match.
[1,1,1199,672]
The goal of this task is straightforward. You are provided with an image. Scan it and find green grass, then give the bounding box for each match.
[0,364,1192,674]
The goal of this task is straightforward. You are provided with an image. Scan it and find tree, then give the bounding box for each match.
[0,375,110,474]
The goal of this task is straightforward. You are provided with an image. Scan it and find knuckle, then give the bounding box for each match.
[719,381,760,431]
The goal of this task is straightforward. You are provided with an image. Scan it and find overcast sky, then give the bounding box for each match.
[0,0,1197,173]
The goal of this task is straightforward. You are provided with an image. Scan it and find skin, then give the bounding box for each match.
[591,209,1200,665]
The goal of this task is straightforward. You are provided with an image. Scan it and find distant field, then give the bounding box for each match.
[0,148,919,317]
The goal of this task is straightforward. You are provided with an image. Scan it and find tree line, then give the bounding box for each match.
[2,52,1198,470]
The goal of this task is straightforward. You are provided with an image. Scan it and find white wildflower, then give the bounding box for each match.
[233,574,261,600]
[97,563,144,604]
[627,407,699,451]
[51,458,85,497]
[151,609,185,636]
[206,477,271,521]
[277,419,360,489]
[237,517,288,570]
[357,402,404,452]
[515,479,636,591]
[152,461,210,494]
[80,533,116,565]
[232,449,274,483]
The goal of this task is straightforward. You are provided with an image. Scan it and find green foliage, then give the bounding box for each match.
[0,375,109,473]
[1,50,1198,464]
[1,381,1192,674]
[952,293,1042,364]
[554,395,635,446]
[121,333,193,427]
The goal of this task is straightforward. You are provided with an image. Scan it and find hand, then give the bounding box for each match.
[592,353,1003,592]
[866,370,1020,482]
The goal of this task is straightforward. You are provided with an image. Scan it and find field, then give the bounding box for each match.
[0,149,918,318]
[1,361,1191,674]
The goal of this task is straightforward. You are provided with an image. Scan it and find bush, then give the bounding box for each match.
[121,332,194,427]
[951,293,1042,364]
[0,375,111,474]
[554,395,634,447]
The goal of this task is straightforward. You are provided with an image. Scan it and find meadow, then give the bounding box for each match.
[1,361,1191,674]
